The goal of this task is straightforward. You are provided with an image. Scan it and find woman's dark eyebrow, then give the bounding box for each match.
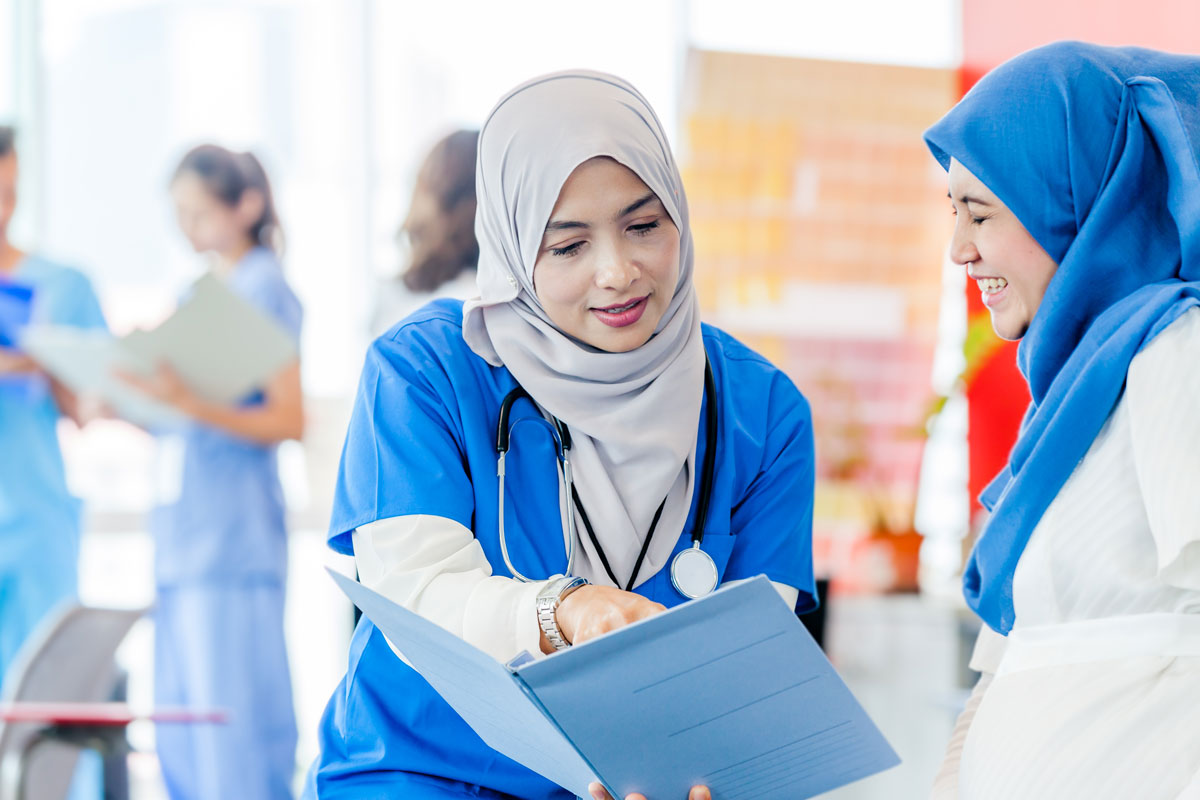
[545,219,587,233]
[616,192,657,219]
[948,191,994,207]
[544,192,660,234]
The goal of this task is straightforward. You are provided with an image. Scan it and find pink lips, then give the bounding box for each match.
[591,295,649,328]
[982,284,1008,308]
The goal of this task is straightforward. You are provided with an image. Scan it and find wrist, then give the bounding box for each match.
[174,390,207,418]
[536,576,588,651]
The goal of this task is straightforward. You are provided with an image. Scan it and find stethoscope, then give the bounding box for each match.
[496,358,719,599]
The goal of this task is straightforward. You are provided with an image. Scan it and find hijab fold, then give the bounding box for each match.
[463,72,705,589]
[925,42,1200,634]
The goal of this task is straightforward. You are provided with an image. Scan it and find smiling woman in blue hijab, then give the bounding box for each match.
[925,42,1200,798]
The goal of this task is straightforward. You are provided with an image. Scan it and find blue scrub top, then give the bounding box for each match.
[0,255,106,562]
[311,300,817,799]
[151,247,303,587]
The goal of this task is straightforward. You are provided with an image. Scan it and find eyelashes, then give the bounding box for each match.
[950,208,990,225]
[551,241,584,257]
[547,220,662,258]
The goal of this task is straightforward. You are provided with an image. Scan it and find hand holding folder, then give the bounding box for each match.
[330,570,899,800]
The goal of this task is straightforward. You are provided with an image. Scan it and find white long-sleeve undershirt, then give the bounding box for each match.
[353,514,800,663]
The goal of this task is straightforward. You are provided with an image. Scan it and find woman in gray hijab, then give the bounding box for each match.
[306,71,818,800]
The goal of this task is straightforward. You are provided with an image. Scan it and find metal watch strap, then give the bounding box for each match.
[536,576,588,651]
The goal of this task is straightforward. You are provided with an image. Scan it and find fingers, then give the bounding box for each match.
[113,368,149,391]
[633,600,668,620]
[586,780,710,800]
[113,362,191,408]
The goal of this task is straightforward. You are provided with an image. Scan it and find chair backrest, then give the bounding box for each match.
[0,603,146,800]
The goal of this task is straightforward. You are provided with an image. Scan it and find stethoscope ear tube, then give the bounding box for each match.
[496,386,525,454]
[690,358,719,547]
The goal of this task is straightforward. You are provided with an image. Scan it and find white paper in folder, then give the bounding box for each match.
[20,326,186,429]
[22,274,297,426]
[118,274,297,404]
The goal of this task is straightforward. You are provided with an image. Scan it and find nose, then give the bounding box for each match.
[948,219,979,268]
[594,240,639,291]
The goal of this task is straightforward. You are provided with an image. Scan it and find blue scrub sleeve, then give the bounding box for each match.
[724,369,818,612]
[328,324,474,555]
[47,269,107,331]
[239,270,303,345]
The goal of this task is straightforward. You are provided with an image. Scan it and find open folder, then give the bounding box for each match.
[21,274,296,428]
[329,570,899,800]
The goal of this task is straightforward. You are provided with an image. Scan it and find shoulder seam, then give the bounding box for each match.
[383,309,465,343]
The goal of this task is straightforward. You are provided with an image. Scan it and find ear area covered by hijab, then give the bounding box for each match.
[924,41,1200,634]
[462,71,706,590]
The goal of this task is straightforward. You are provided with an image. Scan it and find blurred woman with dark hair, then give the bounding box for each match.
[123,143,302,800]
[371,130,479,336]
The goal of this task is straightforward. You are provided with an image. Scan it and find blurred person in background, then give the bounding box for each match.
[926,42,1200,798]
[369,129,479,337]
[0,124,108,797]
[121,144,302,800]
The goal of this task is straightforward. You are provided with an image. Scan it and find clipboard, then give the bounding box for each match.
[330,570,899,799]
[0,279,34,348]
[21,273,297,427]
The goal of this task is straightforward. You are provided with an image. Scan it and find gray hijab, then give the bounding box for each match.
[463,71,705,589]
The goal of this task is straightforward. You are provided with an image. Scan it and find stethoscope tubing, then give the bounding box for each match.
[496,415,578,583]
[496,355,717,588]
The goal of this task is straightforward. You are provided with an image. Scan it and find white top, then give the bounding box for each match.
[1010,307,1200,628]
[935,308,1200,799]
[354,515,799,663]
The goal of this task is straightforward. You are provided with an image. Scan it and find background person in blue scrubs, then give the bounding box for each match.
[0,125,108,800]
[0,125,108,691]
[122,144,302,800]
[306,72,817,800]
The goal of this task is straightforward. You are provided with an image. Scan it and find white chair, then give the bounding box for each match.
[0,603,145,800]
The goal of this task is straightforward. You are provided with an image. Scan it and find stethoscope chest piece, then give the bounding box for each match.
[670,542,718,599]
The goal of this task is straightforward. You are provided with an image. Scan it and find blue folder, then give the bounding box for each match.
[330,571,900,799]
[0,279,34,348]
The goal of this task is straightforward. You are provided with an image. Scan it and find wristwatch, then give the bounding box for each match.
[536,576,589,651]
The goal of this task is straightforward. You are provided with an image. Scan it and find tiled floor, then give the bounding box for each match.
[78,526,355,800]
[817,594,975,799]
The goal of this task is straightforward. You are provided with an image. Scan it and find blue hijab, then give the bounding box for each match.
[925,41,1200,634]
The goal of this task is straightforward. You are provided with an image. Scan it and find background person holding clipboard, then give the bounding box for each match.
[306,72,818,799]
[119,144,303,800]
[0,124,108,710]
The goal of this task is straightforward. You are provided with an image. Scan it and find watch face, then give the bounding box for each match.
[539,576,584,603]
[538,579,567,602]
